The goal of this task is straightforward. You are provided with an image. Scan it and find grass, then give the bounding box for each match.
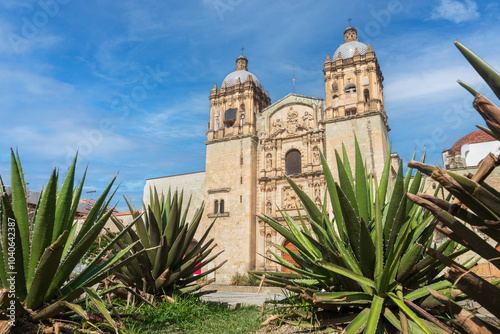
[121,295,262,333]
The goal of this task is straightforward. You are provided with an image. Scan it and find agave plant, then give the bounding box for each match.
[407,41,500,334]
[104,188,225,299]
[0,150,145,332]
[253,140,470,333]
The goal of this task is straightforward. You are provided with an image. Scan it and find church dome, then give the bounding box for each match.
[333,41,368,60]
[223,70,261,87]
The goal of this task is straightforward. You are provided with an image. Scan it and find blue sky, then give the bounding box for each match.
[0,0,499,210]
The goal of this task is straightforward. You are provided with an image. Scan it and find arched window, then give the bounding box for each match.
[214,200,219,214]
[344,82,356,93]
[220,200,225,213]
[286,149,302,175]
[364,89,370,103]
[331,82,338,93]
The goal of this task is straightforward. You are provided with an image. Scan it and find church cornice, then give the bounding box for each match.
[205,134,258,145]
[258,170,324,183]
[321,110,390,131]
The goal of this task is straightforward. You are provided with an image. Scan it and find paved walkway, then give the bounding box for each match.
[200,286,286,306]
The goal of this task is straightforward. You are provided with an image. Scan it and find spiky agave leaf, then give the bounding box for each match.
[0,150,140,325]
[108,188,222,298]
[253,140,453,333]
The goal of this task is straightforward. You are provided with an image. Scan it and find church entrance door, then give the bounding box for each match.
[282,240,299,273]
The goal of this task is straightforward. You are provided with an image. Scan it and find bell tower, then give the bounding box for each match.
[206,55,270,142]
[322,27,390,181]
[203,55,271,282]
[323,26,386,121]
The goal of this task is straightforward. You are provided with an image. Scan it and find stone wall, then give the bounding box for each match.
[144,171,206,225]
[323,112,389,182]
[204,136,257,283]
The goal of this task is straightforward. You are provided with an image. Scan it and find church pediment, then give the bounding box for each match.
[269,105,315,138]
[257,93,324,139]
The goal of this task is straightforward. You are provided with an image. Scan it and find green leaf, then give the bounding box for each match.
[374,183,384,286]
[63,169,87,259]
[320,152,344,240]
[82,287,118,333]
[364,295,384,334]
[378,216,412,293]
[342,143,354,187]
[47,208,115,299]
[73,175,117,247]
[64,242,141,294]
[396,243,423,283]
[25,231,67,310]
[69,217,141,289]
[164,193,179,249]
[344,308,370,333]
[313,291,372,304]
[354,137,369,225]
[31,300,88,322]
[28,168,58,290]
[404,281,451,301]
[455,40,500,99]
[53,154,77,242]
[458,80,478,97]
[9,149,30,275]
[476,124,496,137]
[287,177,322,224]
[377,147,392,205]
[335,150,358,217]
[383,162,404,246]
[337,184,375,277]
[318,261,375,290]
[388,292,432,334]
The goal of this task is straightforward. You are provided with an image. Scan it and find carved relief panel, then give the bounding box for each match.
[282,185,303,210]
[269,105,316,138]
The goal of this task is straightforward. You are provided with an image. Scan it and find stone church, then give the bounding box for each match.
[145,26,392,283]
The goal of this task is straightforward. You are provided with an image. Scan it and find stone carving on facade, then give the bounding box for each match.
[265,233,272,257]
[240,112,245,126]
[270,117,286,138]
[283,187,300,210]
[315,197,322,207]
[314,183,321,198]
[214,108,221,131]
[286,107,299,135]
[302,111,314,128]
[266,201,272,215]
[266,153,272,169]
[313,146,320,164]
[273,117,283,130]
[215,117,220,131]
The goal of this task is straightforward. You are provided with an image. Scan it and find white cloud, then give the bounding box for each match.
[384,65,483,102]
[431,0,480,23]
[135,93,208,140]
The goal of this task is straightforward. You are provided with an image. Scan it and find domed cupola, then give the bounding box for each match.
[333,26,368,60]
[323,26,385,122]
[207,54,270,141]
[222,55,261,87]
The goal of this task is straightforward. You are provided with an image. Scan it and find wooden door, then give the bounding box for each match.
[282,240,299,273]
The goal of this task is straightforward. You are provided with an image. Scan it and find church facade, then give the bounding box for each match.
[145,27,392,283]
